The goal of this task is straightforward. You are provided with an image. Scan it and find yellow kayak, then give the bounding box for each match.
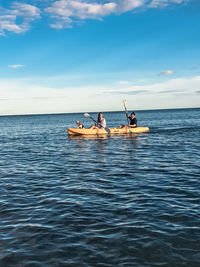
[67,127,149,136]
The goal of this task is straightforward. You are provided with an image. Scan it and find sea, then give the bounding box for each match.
[0,108,200,267]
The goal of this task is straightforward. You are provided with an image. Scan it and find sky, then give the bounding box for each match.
[0,0,200,115]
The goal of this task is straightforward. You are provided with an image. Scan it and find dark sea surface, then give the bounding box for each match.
[0,108,200,267]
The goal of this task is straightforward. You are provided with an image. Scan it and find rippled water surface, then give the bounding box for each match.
[0,108,200,266]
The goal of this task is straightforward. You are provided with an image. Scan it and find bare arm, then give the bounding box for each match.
[128,124,136,128]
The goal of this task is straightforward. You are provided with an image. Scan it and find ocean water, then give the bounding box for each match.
[0,108,200,267]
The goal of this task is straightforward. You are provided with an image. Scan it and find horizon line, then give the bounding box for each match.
[0,106,199,117]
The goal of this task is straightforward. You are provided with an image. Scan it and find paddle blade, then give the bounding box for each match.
[123,99,127,107]
[84,113,90,117]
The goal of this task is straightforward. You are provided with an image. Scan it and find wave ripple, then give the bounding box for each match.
[0,109,200,266]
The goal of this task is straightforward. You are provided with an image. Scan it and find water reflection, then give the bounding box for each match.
[67,133,144,140]
[68,134,108,140]
[68,134,108,163]
[68,133,145,165]
[96,138,107,164]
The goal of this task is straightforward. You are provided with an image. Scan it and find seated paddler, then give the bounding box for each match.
[89,112,106,129]
[119,112,137,128]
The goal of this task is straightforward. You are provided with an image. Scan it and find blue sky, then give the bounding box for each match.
[0,0,200,115]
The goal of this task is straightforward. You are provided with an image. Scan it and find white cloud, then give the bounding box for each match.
[149,0,188,8]
[116,0,146,13]
[0,77,109,115]
[0,0,189,34]
[0,75,199,115]
[160,70,174,75]
[45,0,118,29]
[11,2,40,17]
[45,0,187,28]
[0,3,40,35]
[117,80,131,85]
[9,64,25,69]
[106,75,200,96]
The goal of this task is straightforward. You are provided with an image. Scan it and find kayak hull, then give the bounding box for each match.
[67,127,149,136]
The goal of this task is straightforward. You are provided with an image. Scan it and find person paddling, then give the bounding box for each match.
[89,112,106,129]
[119,111,137,128]
[127,112,137,128]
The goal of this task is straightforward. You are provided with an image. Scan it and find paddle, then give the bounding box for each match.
[123,99,129,125]
[84,113,110,134]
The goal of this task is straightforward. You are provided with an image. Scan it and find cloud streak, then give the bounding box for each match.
[45,0,188,28]
[149,0,189,8]
[44,0,118,29]
[9,64,25,69]
[160,70,174,75]
[0,0,188,34]
[102,75,200,96]
[0,74,199,115]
